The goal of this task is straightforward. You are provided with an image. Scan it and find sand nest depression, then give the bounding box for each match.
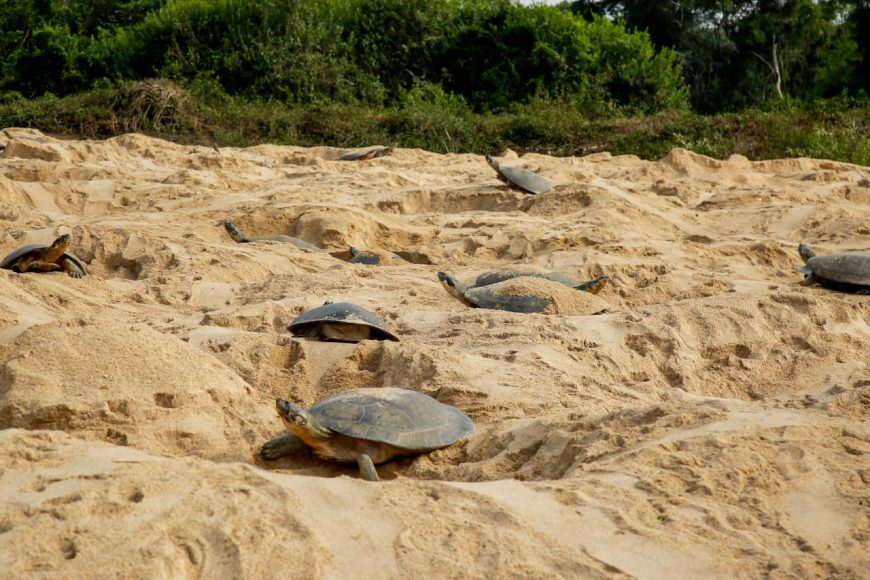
[0,128,868,578]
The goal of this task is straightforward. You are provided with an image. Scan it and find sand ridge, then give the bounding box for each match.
[0,128,868,578]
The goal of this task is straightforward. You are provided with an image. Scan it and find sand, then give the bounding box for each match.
[0,127,868,579]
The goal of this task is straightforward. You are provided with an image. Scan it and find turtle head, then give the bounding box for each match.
[43,234,71,262]
[437,271,471,305]
[276,398,307,426]
[349,246,361,258]
[798,243,816,262]
[49,234,72,253]
[484,154,499,171]
[575,275,610,294]
[223,221,245,242]
[276,398,333,439]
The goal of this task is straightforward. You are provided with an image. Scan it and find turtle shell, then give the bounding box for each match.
[288,302,399,341]
[496,164,552,194]
[349,247,405,266]
[462,276,609,314]
[803,253,870,286]
[487,155,552,195]
[349,247,382,265]
[464,283,552,313]
[309,387,474,451]
[1,243,87,275]
[473,270,577,288]
[338,146,390,161]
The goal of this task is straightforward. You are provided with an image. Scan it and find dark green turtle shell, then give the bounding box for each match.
[463,282,553,313]
[288,301,400,341]
[1,243,86,274]
[349,246,405,266]
[800,253,870,286]
[473,270,578,288]
[309,387,474,451]
[349,247,382,265]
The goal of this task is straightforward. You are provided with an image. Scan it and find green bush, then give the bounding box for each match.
[0,0,688,115]
[3,81,866,165]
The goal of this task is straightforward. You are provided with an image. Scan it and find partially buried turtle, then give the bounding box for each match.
[338,145,396,162]
[1,234,86,278]
[348,246,405,266]
[289,301,400,342]
[485,154,552,195]
[223,221,324,252]
[260,387,474,481]
[438,270,609,314]
[797,243,870,293]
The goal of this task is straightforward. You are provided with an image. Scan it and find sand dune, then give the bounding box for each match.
[0,128,867,578]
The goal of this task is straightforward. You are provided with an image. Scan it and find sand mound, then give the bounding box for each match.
[0,128,868,577]
[0,317,274,460]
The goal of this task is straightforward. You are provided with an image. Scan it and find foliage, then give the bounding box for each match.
[2,81,868,166]
[574,0,870,112]
[0,0,687,115]
[1,0,867,117]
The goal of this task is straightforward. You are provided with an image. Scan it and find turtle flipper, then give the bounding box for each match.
[260,432,306,460]
[797,266,816,286]
[357,453,380,482]
[61,257,85,278]
[23,259,62,273]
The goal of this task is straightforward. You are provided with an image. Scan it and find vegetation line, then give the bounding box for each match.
[2,80,868,165]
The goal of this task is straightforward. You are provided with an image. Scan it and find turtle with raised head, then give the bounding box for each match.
[223,221,324,252]
[438,270,609,314]
[1,234,86,278]
[797,244,869,293]
[338,145,396,162]
[485,154,552,195]
[289,301,399,342]
[260,387,474,481]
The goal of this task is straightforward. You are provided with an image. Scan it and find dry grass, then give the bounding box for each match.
[118,79,190,132]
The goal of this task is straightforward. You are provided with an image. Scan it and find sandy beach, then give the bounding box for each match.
[0,127,867,578]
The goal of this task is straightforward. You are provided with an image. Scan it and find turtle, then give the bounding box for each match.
[470,269,607,291]
[288,301,400,342]
[259,387,474,481]
[438,270,609,313]
[1,234,86,278]
[797,244,870,293]
[348,246,405,266]
[485,154,552,195]
[223,221,324,253]
[338,145,396,162]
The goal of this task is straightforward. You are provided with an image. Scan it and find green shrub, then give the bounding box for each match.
[0,0,688,115]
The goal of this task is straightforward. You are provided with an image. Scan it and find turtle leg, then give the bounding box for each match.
[60,258,85,278]
[23,260,62,273]
[259,433,306,460]
[357,453,380,482]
